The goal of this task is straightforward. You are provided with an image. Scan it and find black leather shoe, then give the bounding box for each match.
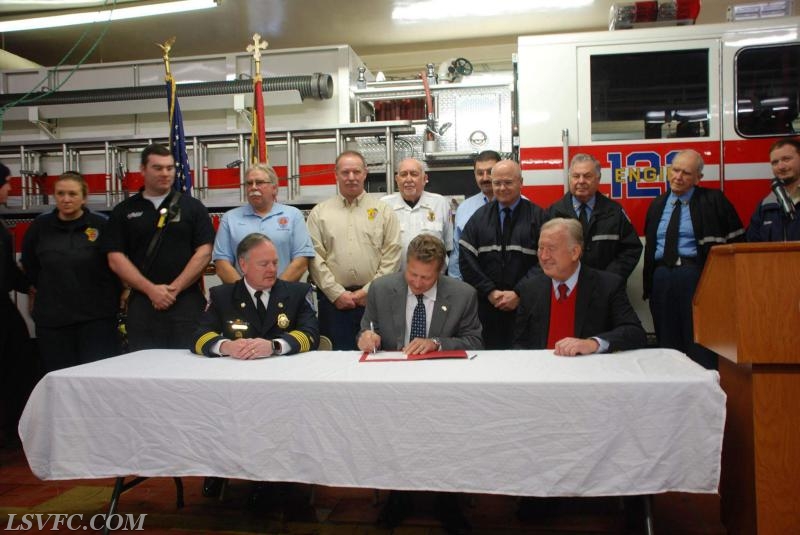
[202,477,224,498]
[377,491,412,529]
[435,493,471,535]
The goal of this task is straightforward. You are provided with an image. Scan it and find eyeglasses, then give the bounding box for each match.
[491,180,516,188]
[397,170,423,178]
[245,179,274,187]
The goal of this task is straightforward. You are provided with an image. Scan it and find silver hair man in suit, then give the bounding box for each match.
[358,234,482,355]
[513,217,646,355]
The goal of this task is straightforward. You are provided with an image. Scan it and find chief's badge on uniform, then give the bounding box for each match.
[278,216,289,228]
[427,210,435,222]
[85,227,99,242]
[367,208,377,220]
[227,319,249,339]
[277,313,290,329]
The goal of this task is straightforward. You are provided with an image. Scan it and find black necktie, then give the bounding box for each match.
[254,290,267,324]
[501,207,513,245]
[663,200,682,266]
[578,203,589,236]
[410,294,426,340]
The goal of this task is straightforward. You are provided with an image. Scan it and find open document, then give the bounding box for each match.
[359,350,474,362]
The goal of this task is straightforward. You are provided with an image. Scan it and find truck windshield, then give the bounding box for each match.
[736,43,800,137]
[590,49,709,141]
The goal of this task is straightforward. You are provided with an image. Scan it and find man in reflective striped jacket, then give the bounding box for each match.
[459,159,548,349]
[548,153,642,281]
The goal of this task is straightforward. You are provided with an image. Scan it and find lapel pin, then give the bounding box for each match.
[278,302,284,308]
[240,302,246,308]
[441,305,447,312]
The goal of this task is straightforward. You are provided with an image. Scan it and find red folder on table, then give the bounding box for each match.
[359,350,470,362]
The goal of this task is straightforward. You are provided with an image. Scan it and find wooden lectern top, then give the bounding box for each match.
[693,242,800,364]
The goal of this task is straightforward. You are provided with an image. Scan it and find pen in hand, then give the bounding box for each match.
[369,321,377,354]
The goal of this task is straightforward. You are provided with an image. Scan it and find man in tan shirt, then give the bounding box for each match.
[307,150,402,349]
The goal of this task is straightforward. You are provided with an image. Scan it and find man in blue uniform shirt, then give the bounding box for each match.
[448,150,500,280]
[213,164,315,283]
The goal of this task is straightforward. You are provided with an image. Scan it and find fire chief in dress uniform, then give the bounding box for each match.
[192,232,318,358]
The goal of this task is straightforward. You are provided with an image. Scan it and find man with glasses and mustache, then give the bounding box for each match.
[213,164,315,283]
[459,159,548,349]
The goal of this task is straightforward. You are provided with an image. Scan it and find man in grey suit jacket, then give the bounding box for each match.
[358,234,481,533]
[513,218,646,355]
[358,234,482,355]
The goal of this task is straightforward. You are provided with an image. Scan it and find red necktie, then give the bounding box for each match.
[558,283,568,302]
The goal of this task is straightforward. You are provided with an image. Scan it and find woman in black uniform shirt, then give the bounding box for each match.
[21,171,121,372]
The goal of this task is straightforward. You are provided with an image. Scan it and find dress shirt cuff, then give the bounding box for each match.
[211,339,227,356]
[274,338,290,355]
[591,337,609,354]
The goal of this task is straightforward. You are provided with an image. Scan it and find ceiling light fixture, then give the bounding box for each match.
[0,0,218,33]
[392,0,594,22]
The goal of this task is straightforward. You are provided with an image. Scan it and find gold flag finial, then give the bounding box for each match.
[157,36,177,78]
[246,33,268,78]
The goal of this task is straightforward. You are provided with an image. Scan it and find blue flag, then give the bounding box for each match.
[166,77,192,193]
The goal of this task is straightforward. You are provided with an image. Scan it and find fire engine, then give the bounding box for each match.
[515,15,800,322]
[517,15,800,232]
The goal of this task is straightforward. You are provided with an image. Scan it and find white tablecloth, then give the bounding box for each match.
[19,348,725,497]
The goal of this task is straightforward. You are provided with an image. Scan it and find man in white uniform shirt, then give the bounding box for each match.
[381,157,453,271]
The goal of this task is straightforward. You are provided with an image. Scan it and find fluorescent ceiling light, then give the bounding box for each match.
[0,0,217,33]
[392,0,593,21]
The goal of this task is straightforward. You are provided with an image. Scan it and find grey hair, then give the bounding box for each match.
[396,157,427,173]
[676,149,704,174]
[540,217,583,248]
[245,164,279,184]
[569,153,602,176]
[236,232,274,262]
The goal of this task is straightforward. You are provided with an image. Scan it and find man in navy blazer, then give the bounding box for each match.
[192,232,318,358]
[513,218,646,355]
[358,234,482,354]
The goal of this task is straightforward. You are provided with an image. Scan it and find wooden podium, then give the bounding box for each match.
[693,242,800,535]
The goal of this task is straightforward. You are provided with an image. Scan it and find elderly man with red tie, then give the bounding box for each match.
[513,217,646,354]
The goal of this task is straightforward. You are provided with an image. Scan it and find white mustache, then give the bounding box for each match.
[248,191,263,198]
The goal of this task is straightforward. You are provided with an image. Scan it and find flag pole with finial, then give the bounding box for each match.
[247,33,268,165]
[157,37,193,193]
